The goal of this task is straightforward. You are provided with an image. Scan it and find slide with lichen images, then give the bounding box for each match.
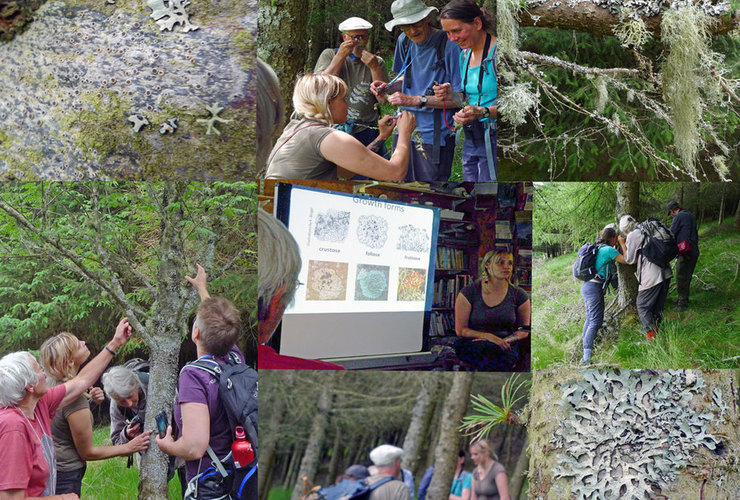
[280,185,439,315]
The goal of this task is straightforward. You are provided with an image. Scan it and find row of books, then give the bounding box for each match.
[432,274,473,309]
[436,247,467,270]
[429,311,455,337]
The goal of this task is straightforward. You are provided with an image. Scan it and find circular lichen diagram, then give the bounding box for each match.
[550,369,721,500]
[356,214,388,249]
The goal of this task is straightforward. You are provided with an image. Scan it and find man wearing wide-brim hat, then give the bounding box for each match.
[370,0,462,182]
[315,17,390,153]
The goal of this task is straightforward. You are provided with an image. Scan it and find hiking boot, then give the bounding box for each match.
[580,349,592,365]
[646,330,657,341]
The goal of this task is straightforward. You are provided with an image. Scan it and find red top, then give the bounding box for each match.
[258,344,345,370]
[0,384,66,495]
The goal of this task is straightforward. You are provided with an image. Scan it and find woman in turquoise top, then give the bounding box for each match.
[435,0,497,181]
[581,227,627,364]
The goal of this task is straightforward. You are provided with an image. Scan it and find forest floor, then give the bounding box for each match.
[533,222,740,369]
[80,427,183,499]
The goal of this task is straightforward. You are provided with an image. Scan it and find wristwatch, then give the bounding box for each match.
[481,107,490,119]
[418,96,428,108]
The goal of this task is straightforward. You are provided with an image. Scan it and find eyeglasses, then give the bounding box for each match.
[295,280,304,290]
[400,20,427,32]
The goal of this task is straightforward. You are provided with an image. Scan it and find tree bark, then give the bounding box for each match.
[259,0,311,126]
[426,373,474,500]
[527,369,740,499]
[616,182,639,310]
[518,1,739,38]
[291,378,336,500]
[508,437,529,500]
[401,375,443,476]
[735,195,740,230]
[719,183,726,226]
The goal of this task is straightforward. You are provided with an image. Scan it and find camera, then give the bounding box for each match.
[353,35,363,42]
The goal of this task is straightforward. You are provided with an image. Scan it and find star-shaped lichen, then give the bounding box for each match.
[197,103,232,136]
[147,0,199,33]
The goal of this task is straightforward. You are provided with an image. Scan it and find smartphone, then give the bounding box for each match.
[155,411,168,438]
[128,414,141,426]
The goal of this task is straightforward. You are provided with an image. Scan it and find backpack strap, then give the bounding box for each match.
[266,122,325,171]
[368,476,395,491]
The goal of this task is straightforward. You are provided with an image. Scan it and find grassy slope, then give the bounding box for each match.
[81,427,183,499]
[533,223,740,369]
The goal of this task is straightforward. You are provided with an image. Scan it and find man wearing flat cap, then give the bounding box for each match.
[315,17,390,151]
[366,444,411,500]
[371,0,462,182]
[667,201,699,311]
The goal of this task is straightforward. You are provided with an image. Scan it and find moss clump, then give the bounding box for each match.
[231,29,255,71]
[64,90,132,160]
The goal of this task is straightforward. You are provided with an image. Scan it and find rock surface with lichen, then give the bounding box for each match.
[528,369,740,500]
[0,0,256,179]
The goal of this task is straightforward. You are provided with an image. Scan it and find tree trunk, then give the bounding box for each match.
[259,371,295,499]
[326,424,342,485]
[527,369,740,499]
[291,379,336,500]
[719,183,726,226]
[258,0,311,126]
[616,182,639,310]
[508,437,529,500]
[426,373,474,500]
[735,196,740,230]
[401,375,443,475]
[517,0,739,37]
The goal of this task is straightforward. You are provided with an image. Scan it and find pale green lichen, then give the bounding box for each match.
[497,0,520,61]
[147,0,198,32]
[661,5,718,179]
[499,82,538,126]
[197,103,232,135]
[594,75,608,114]
[613,11,651,48]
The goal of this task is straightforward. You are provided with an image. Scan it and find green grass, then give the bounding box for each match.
[533,223,740,369]
[268,487,292,500]
[81,427,183,499]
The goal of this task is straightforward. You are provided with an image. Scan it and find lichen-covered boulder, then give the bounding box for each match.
[0,0,255,179]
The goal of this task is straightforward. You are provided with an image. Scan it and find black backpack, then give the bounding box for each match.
[637,218,678,268]
[184,351,258,500]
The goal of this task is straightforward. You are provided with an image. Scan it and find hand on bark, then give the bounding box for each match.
[126,430,153,454]
[111,317,132,350]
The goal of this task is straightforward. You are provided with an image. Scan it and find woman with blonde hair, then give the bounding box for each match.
[454,250,530,370]
[265,73,417,180]
[469,440,510,500]
[40,332,152,496]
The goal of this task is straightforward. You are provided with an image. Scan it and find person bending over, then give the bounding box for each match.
[265,73,416,181]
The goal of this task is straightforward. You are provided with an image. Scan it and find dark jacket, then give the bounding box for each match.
[669,209,699,257]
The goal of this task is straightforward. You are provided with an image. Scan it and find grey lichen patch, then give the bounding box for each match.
[550,370,722,499]
[128,114,150,132]
[197,103,231,135]
[0,0,255,179]
[147,0,198,32]
[525,0,732,18]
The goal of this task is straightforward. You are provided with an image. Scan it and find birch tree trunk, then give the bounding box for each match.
[401,374,443,475]
[527,369,740,499]
[291,378,336,500]
[425,373,474,500]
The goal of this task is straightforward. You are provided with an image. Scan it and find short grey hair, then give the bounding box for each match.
[101,366,141,402]
[0,352,38,407]
[258,207,302,320]
[619,215,637,234]
[257,58,284,170]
